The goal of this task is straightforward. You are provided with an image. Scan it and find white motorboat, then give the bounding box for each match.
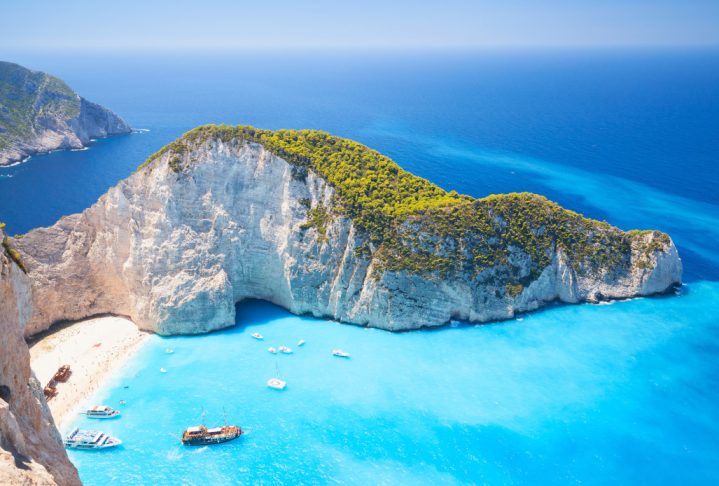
[165,348,174,354]
[268,347,277,354]
[278,346,293,354]
[160,368,167,373]
[297,340,305,347]
[82,405,120,419]
[64,428,122,449]
[251,332,264,340]
[332,349,351,358]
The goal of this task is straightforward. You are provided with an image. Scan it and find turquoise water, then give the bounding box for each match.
[1,50,718,483]
[68,284,719,484]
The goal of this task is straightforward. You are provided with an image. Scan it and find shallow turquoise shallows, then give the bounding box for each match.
[67,283,719,485]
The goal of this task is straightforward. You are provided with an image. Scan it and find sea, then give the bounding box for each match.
[1,48,718,485]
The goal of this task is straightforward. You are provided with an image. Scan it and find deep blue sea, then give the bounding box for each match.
[1,49,718,484]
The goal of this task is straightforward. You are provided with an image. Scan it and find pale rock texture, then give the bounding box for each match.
[14,137,682,337]
[0,229,81,485]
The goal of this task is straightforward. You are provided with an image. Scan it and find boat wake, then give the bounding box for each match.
[166,449,183,461]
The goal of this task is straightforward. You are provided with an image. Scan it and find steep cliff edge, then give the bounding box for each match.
[14,125,681,336]
[0,227,81,485]
[0,61,131,166]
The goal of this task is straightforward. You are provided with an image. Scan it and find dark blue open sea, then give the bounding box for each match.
[1,49,718,484]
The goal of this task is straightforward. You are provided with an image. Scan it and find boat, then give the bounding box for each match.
[53,365,71,383]
[278,345,292,354]
[332,349,351,358]
[160,368,167,373]
[267,377,287,390]
[297,339,305,347]
[267,363,287,390]
[181,424,242,446]
[251,332,264,340]
[82,405,120,419]
[165,348,174,354]
[64,428,122,449]
[268,347,277,354]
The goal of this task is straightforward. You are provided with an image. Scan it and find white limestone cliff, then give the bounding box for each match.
[0,229,81,485]
[13,135,682,337]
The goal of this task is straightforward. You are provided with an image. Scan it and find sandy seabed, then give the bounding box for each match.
[29,316,149,431]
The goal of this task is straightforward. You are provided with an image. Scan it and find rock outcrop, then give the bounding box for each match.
[0,61,131,166]
[0,228,81,485]
[13,125,682,336]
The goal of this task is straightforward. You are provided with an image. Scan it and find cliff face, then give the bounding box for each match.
[0,229,81,485]
[0,61,131,166]
[13,126,682,336]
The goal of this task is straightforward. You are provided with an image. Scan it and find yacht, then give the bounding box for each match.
[165,348,174,354]
[268,347,277,354]
[267,377,287,390]
[267,363,287,390]
[297,339,305,347]
[82,405,120,419]
[278,345,293,354]
[64,428,122,449]
[251,332,264,340]
[332,349,351,358]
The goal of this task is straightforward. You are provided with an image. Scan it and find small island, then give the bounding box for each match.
[0,61,131,166]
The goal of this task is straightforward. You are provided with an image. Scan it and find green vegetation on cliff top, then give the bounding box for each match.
[0,61,80,151]
[139,124,670,285]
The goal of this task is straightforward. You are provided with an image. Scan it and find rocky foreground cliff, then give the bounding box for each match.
[0,228,81,485]
[0,61,131,166]
[13,125,681,336]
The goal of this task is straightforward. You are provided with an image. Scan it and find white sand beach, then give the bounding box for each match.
[29,316,149,432]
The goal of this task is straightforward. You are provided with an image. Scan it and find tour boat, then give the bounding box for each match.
[268,347,277,354]
[82,405,121,419]
[64,428,122,449]
[251,332,264,340]
[297,339,305,347]
[181,424,242,446]
[278,345,293,354]
[332,349,351,358]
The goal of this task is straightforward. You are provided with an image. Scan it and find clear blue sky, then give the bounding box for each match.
[1,0,717,49]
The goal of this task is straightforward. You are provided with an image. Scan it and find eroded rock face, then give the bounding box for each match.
[0,61,131,166]
[13,137,682,337]
[0,229,81,485]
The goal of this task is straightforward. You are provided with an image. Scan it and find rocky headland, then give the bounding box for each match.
[0,226,81,485]
[11,125,682,337]
[0,61,131,166]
